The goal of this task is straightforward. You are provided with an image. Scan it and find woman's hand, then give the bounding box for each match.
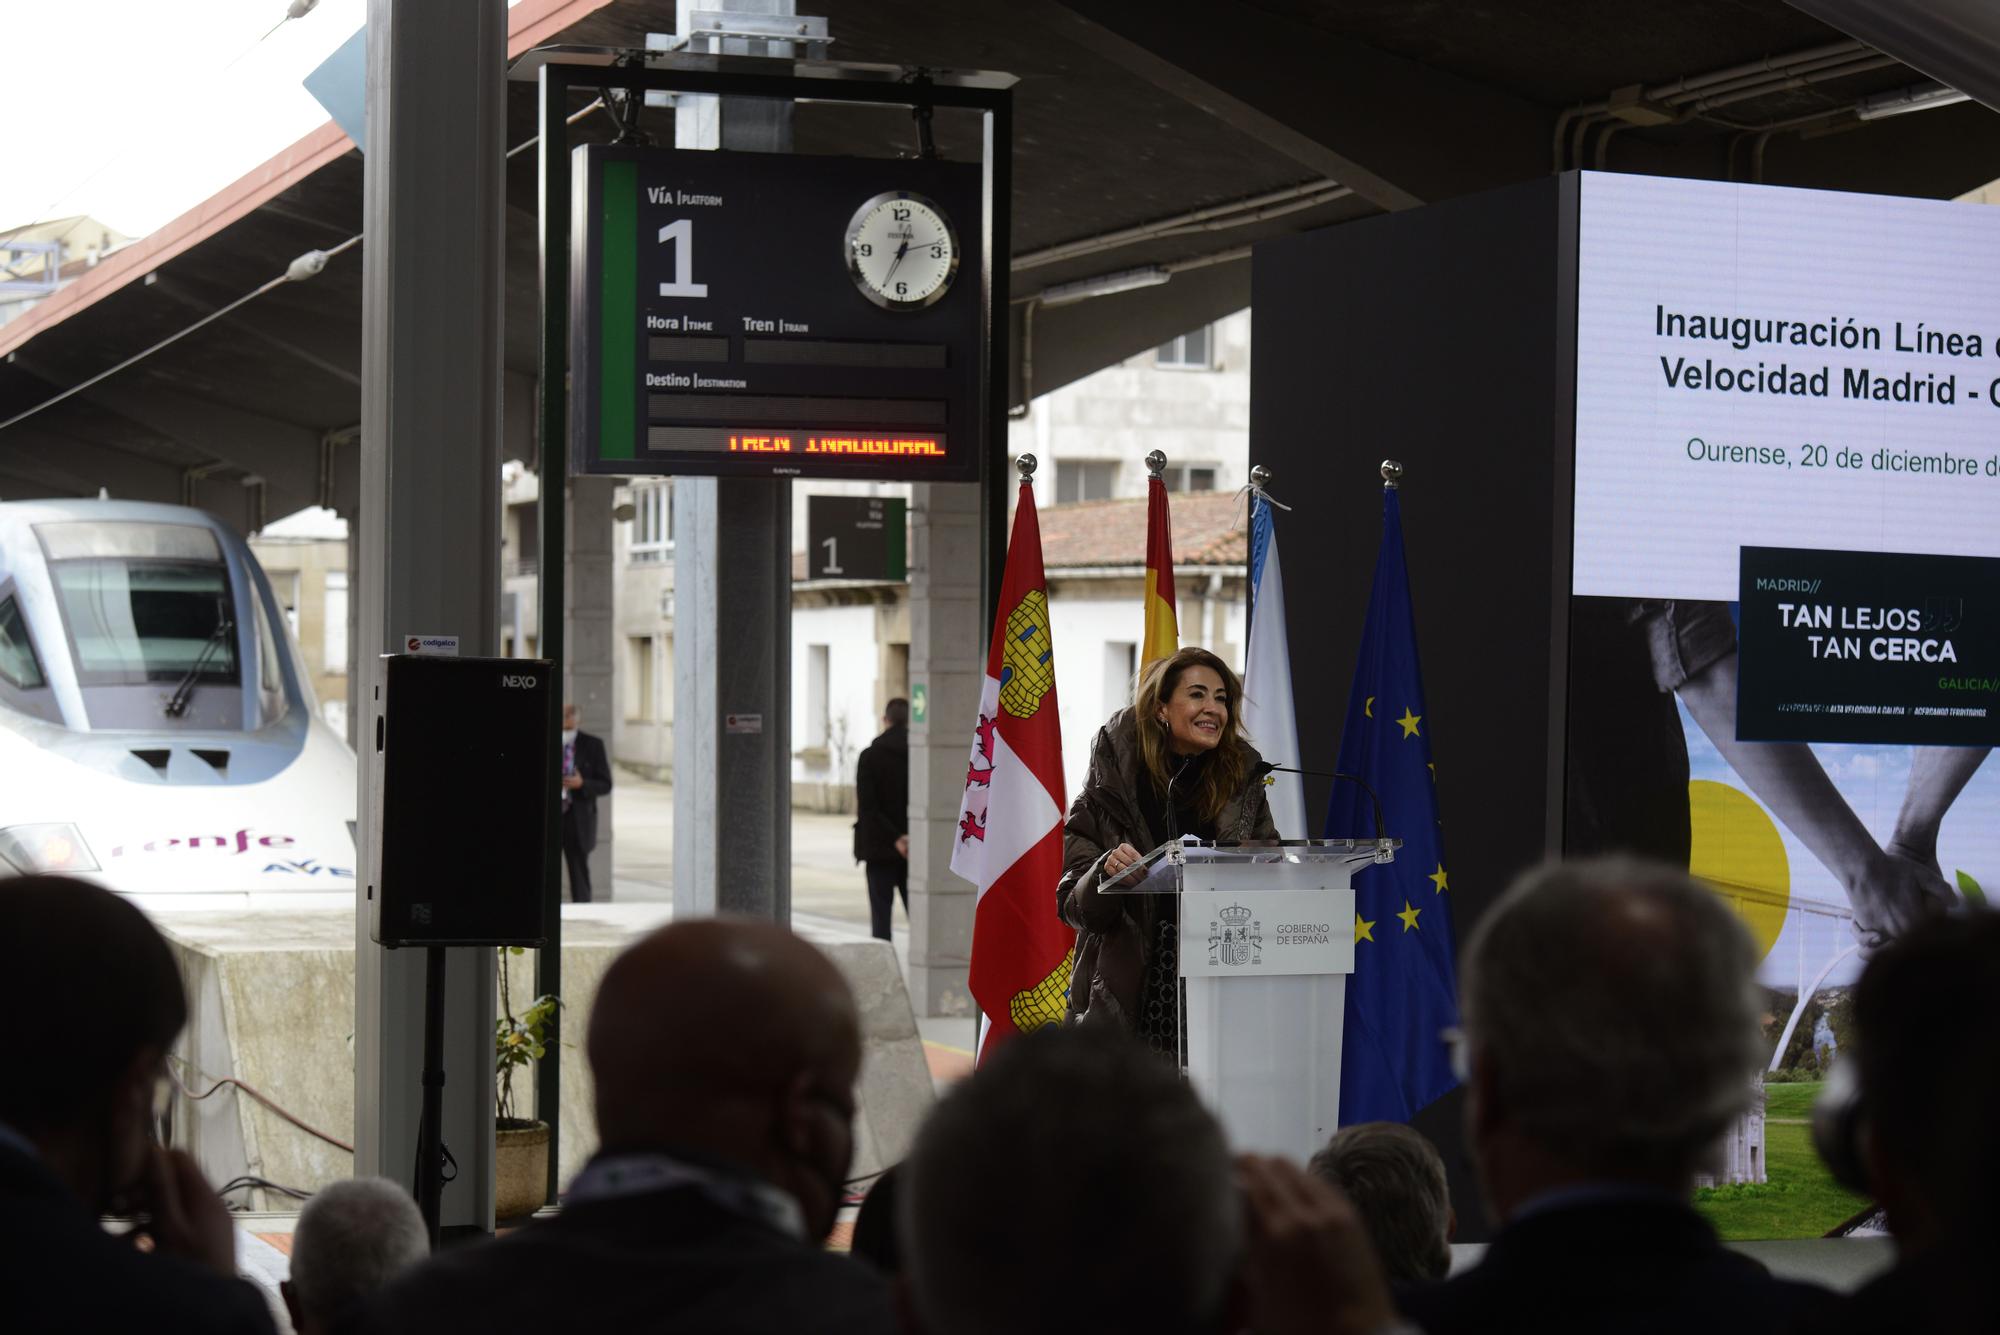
[1100,842,1146,888]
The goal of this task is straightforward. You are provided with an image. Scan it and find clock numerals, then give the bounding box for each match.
[657,218,708,299]
[846,192,958,311]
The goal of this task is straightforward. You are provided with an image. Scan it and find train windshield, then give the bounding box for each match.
[36,522,239,687]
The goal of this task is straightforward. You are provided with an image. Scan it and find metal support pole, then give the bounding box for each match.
[355,0,505,1235]
[672,0,795,924]
[533,67,571,1211]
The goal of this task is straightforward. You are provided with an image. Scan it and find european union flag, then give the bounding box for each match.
[1325,483,1461,1124]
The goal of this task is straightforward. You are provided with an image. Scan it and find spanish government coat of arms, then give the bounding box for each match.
[1207,902,1263,968]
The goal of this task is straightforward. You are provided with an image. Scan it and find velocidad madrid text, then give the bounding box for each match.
[1653,306,2000,406]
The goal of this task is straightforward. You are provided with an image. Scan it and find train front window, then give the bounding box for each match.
[49,560,239,686]
[0,596,44,689]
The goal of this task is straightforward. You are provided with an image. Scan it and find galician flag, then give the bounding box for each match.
[953,478,1071,1061]
[1325,477,1460,1123]
[1240,488,1306,839]
[1141,467,1179,668]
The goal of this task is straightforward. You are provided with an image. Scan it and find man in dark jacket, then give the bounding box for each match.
[1398,857,1835,1335]
[852,698,909,941]
[1,876,277,1335]
[560,701,613,903]
[358,919,894,1334]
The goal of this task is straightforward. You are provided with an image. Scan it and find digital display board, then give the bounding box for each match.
[569,145,987,482]
[1568,171,2000,1004]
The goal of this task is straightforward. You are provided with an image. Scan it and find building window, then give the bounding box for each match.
[1161,464,1219,493]
[323,570,348,675]
[1055,460,1117,503]
[629,481,672,564]
[272,570,301,637]
[507,501,538,577]
[806,643,830,747]
[1156,325,1215,370]
[626,636,656,721]
[884,642,910,710]
[1103,640,1137,717]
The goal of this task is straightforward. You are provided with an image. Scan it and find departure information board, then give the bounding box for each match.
[569,144,987,482]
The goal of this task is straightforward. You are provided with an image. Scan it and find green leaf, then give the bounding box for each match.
[1956,869,1986,905]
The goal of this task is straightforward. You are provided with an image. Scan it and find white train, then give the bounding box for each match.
[0,499,356,907]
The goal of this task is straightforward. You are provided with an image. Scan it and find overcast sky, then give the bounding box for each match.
[0,0,367,238]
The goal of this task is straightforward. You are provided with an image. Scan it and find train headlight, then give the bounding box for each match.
[0,824,101,874]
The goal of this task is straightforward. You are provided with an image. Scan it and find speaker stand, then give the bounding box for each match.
[415,945,447,1250]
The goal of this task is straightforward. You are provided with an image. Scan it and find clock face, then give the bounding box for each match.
[845,192,959,310]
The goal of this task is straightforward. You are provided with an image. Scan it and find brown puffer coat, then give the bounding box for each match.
[1055,708,1279,1031]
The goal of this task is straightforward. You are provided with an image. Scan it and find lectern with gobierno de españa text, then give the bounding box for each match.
[1103,838,1398,1160]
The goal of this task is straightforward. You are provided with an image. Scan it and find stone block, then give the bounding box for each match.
[158,905,934,1206]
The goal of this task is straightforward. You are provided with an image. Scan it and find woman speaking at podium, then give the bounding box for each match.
[1057,646,1278,1059]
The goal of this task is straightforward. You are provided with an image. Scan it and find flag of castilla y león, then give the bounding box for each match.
[952,479,1071,1061]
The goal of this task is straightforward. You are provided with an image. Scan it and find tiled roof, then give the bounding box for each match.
[1029,488,1248,569]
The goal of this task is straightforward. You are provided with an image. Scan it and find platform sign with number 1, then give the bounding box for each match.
[806,495,907,581]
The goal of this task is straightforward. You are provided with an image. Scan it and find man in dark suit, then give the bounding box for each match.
[1398,857,1835,1335]
[0,876,276,1335]
[560,701,613,903]
[852,697,909,940]
[358,919,894,1334]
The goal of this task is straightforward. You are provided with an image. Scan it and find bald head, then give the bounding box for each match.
[586,919,862,1235]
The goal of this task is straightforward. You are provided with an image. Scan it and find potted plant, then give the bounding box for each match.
[494,948,560,1222]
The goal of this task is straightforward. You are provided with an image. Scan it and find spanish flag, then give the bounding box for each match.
[1142,468,1179,667]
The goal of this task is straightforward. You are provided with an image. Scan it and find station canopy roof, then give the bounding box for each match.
[3,0,1999,529]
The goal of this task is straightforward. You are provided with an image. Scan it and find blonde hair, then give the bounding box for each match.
[1132,647,1250,829]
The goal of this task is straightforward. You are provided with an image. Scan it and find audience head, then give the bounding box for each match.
[883,697,909,729]
[1308,1122,1453,1284]
[1459,856,1762,1212]
[281,1177,429,1334]
[901,1025,1242,1335]
[849,1163,901,1277]
[562,702,579,731]
[0,875,186,1209]
[586,918,861,1238]
[1849,911,2000,1253]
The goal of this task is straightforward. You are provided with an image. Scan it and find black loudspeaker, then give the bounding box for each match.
[368,655,553,947]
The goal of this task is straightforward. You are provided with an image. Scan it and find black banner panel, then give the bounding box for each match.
[1738,546,2000,744]
[569,144,985,482]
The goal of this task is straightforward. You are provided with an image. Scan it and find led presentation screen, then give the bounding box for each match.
[1568,172,1998,1041]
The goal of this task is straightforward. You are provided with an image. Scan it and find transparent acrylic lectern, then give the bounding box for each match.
[1103,838,1398,1159]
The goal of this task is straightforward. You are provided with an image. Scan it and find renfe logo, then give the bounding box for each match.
[501,674,538,689]
[109,828,296,858]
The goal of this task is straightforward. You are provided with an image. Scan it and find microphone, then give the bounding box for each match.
[1267,765,1389,843]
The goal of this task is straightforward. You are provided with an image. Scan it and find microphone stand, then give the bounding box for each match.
[1267,765,1390,844]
